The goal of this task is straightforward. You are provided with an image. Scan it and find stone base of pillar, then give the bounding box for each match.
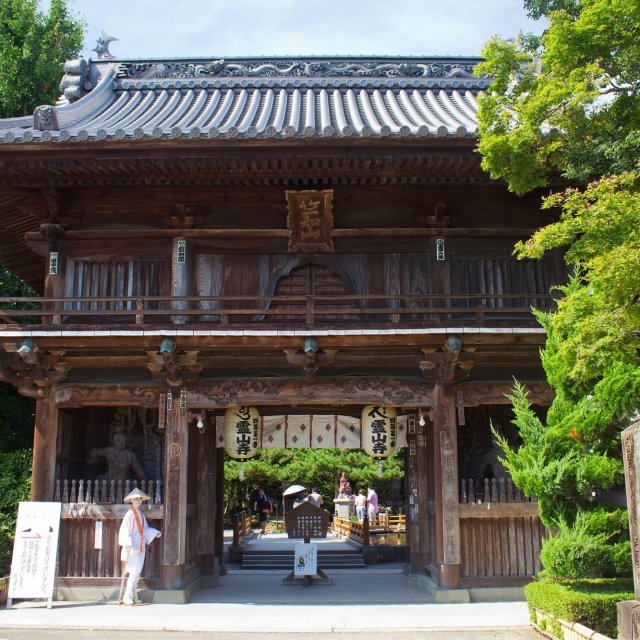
[618,600,640,640]
[437,562,461,589]
[161,563,185,590]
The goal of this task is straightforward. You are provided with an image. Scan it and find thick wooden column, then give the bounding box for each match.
[433,381,461,588]
[195,417,217,574]
[162,394,189,588]
[171,237,192,324]
[31,386,58,501]
[215,447,225,563]
[406,414,430,573]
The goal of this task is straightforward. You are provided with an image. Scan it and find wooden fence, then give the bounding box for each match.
[232,510,254,546]
[333,516,370,545]
[55,478,162,505]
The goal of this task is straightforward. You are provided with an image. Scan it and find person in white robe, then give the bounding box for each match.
[118,487,161,605]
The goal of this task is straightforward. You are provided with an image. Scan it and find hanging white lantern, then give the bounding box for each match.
[224,406,259,464]
[362,405,397,473]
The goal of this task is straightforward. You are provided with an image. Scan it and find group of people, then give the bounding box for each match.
[354,486,379,524]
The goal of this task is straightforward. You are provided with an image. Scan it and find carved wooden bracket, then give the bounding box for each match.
[286,189,334,253]
[0,343,69,397]
[147,349,203,387]
[163,203,207,229]
[420,337,475,383]
[284,347,337,381]
[415,201,452,227]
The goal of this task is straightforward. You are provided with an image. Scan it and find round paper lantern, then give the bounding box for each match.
[361,404,397,459]
[224,406,259,461]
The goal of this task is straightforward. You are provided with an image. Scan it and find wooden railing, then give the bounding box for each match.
[0,292,554,327]
[54,478,163,505]
[232,510,254,546]
[333,515,370,546]
[377,512,406,531]
[460,477,533,504]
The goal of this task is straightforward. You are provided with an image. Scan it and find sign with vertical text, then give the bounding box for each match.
[294,542,318,576]
[8,502,61,601]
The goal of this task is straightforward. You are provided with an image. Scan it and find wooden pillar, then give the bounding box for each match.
[41,224,66,325]
[171,236,192,324]
[31,386,58,501]
[215,447,225,563]
[195,415,217,574]
[162,391,189,588]
[433,381,461,588]
[406,413,430,573]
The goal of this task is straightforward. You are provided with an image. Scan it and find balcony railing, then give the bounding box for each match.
[0,292,555,328]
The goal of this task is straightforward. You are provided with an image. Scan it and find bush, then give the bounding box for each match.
[539,508,631,579]
[0,449,32,574]
[526,576,634,639]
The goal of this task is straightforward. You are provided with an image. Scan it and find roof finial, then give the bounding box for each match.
[92,30,118,59]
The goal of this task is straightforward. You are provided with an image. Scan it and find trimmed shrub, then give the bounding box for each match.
[526,576,634,638]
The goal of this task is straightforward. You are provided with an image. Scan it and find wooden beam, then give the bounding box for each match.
[187,377,434,408]
[457,380,553,406]
[55,385,160,408]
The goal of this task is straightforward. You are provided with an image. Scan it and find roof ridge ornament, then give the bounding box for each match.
[116,58,478,80]
[92,30,118,59]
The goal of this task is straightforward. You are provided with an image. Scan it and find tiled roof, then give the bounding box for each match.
[0,56,488,144]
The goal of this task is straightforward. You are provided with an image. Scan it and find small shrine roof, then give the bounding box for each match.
[0,56,488,145]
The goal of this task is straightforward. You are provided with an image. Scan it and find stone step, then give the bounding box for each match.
[241,549,366,570]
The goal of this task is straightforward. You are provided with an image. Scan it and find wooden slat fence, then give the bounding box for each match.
[333,515,370,546]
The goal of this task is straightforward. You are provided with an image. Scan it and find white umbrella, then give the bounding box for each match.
[283,484,306,496]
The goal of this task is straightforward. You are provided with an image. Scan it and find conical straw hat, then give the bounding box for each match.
[124,487,151,503]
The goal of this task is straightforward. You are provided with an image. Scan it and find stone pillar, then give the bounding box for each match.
[162,391,189,589]
[31,386,58,501]
[618,421,640,640]
[433,381,461,588]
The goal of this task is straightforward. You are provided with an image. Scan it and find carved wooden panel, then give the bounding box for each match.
[286,189,334,253]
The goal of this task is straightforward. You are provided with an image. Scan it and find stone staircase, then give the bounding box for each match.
[241,548,366,570]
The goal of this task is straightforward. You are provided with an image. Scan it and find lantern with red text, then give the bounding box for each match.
[361,405,397,477]
[224,406,259,479]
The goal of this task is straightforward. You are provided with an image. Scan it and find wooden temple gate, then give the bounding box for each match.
[0,53,559,599]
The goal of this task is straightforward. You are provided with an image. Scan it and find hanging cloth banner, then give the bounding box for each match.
[216,413,407,449]
[361,405,397,460]
[223,406,259,459]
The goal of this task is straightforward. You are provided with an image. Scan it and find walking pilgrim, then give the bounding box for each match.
[118,488,161,605]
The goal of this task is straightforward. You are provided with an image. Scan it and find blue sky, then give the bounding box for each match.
[64,0,545,59]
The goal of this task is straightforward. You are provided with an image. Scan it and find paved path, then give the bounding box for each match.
[0,530,538,637]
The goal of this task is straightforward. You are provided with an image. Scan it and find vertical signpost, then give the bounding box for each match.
[7,501,62,608]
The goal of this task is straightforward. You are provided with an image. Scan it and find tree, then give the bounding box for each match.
[0,0,85,118]
[477,0,640,579]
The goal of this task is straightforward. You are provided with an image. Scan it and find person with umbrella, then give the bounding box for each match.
[253,487,273,535]
[283,484,306,512]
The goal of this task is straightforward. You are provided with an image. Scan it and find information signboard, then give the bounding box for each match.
[294,542,318,576]
[7,501,62,608]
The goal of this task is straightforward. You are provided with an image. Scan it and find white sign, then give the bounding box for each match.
[294,542,318,576]
[94,520,103,550]
[8,502,61,605]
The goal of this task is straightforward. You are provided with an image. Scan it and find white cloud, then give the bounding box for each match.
[65,0,544,59]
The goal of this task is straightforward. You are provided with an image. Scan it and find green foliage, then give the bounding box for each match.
[539,508,630,579]
[223,447,403,519]
[0,0,85,118]
[0,449,31,573]
[526,576,634,638]
[476,0,640,194]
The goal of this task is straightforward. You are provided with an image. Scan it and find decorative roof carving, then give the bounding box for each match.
[33,105,59,131]
[92,30,118,59]
[116,58,477,80]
